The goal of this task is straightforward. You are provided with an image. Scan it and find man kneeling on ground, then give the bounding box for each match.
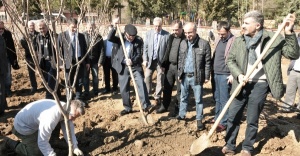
[4,99,85,156]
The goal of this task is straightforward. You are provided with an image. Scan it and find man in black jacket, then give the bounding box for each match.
[0,36,8,115]
[177,22,211,131]
[158,20,185,116]
[20,21,39,94]
[108,20,151,115]
[0,21,20,97]
[83,22,105,97]
[35,20,59,99]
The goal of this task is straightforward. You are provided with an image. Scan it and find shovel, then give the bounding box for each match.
[116,24,154,126]
[190,14,294,155]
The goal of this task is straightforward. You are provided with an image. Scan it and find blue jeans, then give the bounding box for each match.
[225,81,269,153]
[179,75,203,120]
[5,60,11,94]
[83,63,99,94]
[214,74,231,126]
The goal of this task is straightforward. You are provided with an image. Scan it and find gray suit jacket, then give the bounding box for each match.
[143,29,169,67]
[58,31,88,69]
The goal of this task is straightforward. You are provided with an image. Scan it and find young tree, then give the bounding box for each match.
[2,0,110,155]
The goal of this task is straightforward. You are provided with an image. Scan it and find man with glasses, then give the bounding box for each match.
[177,22,211,131]
[34,20,59,99]
[108,19,151,116]
[0,21,20,97]
[3,99,85,156]
[143,17,169,106]
[211,21,235,132]
[20,21,39,94]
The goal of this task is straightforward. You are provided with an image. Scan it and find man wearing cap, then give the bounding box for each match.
[108,19,151,115]
[143,17,169,106]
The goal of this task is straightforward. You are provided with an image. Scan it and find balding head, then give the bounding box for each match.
[28,21,35,33]
[184,22,197,41]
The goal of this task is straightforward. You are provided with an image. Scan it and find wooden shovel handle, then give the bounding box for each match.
[116,24,148,125]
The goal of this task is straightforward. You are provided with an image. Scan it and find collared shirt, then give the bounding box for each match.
[105,40,113,57]
[184,41,195,73]
[153,30,161,60]
[69,31,81,58]
[122,40,132,63]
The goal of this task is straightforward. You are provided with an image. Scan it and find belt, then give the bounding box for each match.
[106,56,111,59]
[185,73,194,77]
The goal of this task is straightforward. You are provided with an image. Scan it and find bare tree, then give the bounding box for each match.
[2,0,110,155]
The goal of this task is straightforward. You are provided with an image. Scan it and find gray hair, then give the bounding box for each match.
[28,21,35,26]
[71,99,85,115]
[153,17,162,25]
[244,10,264,30]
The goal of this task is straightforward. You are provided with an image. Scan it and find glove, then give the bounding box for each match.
[73,148,84,156]
[12,60,20,70]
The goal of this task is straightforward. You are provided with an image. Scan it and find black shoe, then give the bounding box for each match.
[197,120,205,131]
[100,89,110,95]
[143,105,154,114]
[156,106,166,114]
[176,115,184,120]
[112,90,118,95]
[120,109,132,116]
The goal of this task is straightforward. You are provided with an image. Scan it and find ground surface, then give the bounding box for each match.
[1,55,300,156]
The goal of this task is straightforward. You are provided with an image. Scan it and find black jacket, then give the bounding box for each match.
[107,28,143,74]
[83,31,105,65]
[2,29,17,64]
[178,35,211,85]
[161,32,186,68]
[34,31,58,69]
[20,30,39,61]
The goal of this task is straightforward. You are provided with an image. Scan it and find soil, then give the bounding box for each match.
[1,55,300,156]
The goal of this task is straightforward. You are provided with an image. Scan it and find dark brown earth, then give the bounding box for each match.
[1,53,300,156]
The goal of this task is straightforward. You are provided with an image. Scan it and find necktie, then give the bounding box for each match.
[72,35,76,59]
[154,33,159,59]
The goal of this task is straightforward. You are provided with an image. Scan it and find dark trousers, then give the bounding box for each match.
[42,60,57,99]
[66,60,84,99]
[225,81,269,153]
[118,66,150,111]
[103,57,118,91]
[26,58,37,90]
[0,77,7,114]
[162,64,180,110]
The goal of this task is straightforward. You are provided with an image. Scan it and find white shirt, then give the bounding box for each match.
[14,99,78,156]
[105,40,113,57]
[69,31,81,58]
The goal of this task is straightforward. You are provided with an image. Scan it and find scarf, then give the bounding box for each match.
[244,30,263,65]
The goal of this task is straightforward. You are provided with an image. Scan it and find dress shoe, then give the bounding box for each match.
[221,146,235,155]
[120,109,132,116]
[100,89,110,95]
[216,124,226,132]
[112,90,118,95]
[176,115,185,120]
[156,106,166,114]
[197,120,205,131]
[241,150,251,156]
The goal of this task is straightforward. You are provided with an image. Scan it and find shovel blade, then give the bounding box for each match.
[190,133,210,155]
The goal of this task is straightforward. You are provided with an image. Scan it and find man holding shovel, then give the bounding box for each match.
[108,19,152,116]
[223,10,299,156]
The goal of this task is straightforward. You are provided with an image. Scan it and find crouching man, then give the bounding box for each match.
[5,99,85,156]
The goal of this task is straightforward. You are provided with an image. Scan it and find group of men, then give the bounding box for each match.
[0,9,299,156]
